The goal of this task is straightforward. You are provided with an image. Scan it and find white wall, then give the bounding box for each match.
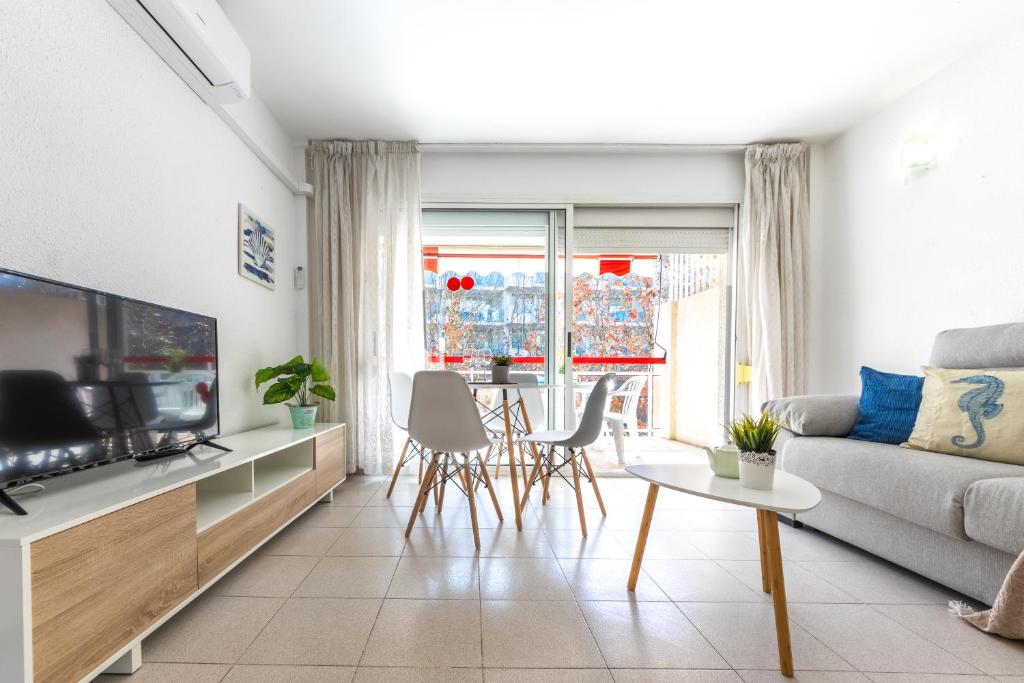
[421,149,745,204]
[0,0,308,434]
[808,28,1024,394]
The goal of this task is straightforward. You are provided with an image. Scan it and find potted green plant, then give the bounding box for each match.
[255,355,336,429]
[491,354,513,383]
[726,412,784,490]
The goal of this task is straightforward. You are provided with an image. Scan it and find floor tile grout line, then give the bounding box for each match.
[219,482,375,672]
[663,595,740,674]
[478,548,485,668]
[549,531,614,671]
[355,536,406,668]
[860,601,988,676]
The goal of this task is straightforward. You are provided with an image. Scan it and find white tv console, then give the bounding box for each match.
[0,422,346,683]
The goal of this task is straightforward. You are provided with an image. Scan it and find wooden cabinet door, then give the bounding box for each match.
[315,426,346,495]
[31,485,198,683]
[197,470,316,585]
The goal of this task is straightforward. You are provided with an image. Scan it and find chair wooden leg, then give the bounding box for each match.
[627,483,659,590]
[477,451,504,521]
[418,448,424,484]
[475,444,494,491]
[569,449,588,538]
[437,455,450,514]
[493,442,503,479]
[757,509,772,593]
[462,454,480,549]
[407,451,439,536]
[420,451,439,515]
[580,448,606,517]
[541,448,554,504]
[519,448,545,509]
[386,437,412,498]
[517,443,529,490]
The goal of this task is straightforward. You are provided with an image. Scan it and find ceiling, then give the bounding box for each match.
[220,0,1024,144]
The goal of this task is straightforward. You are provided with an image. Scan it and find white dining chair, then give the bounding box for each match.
[479,372,546,486]
[404,370,503,548]
[386,370,428,498]
[519,373,614,537]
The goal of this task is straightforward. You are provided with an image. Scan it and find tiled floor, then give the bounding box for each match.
[104,474,1024,683]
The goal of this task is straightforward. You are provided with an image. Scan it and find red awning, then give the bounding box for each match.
[599,259,631,276]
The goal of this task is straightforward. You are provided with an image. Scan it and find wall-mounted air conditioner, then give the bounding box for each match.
[108,0,251,104]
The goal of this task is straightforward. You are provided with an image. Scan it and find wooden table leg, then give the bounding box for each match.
[519,449,544,508]
[627,483,659,591]
[762,510,794,677]
[501,392,524,531]
[517,397,544,480]
[756,509,772,593]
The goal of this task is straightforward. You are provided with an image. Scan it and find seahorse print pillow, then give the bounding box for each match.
[903,367,1024,465]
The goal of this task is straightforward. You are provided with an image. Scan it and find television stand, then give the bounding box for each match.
[0,423,346,683]
[0,489,27,516]
[134,438,233,463]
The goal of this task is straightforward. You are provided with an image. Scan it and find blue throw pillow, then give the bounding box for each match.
[848,366,924,445]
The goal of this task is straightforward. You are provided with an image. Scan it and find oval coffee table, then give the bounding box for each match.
[625,464,821,678]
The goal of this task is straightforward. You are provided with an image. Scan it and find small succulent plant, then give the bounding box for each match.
[726,412,784,453]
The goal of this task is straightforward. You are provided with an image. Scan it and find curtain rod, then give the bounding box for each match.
[416,143,748,154]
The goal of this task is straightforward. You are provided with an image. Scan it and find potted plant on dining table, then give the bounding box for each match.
[490,354,514,383]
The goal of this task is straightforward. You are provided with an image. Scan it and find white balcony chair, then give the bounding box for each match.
[519,373,614,537]
[404,370,503,548]
[603,375,649,465]
[386,371,428,498]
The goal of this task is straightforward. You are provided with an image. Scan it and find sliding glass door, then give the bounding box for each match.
[567,207,734,471]
[420,206,733,471]
[420,209,567,430]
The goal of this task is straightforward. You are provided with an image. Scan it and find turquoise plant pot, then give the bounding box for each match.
[289,404,318,429]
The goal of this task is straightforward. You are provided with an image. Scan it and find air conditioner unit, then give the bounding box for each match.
[108,0,251,104]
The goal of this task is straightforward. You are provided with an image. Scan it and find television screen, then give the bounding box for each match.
[0,269,219,487]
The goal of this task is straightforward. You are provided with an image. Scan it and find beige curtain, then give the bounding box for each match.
[307,140,424,474]
[741,143,809,410]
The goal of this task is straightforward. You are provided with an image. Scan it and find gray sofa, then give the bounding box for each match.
[767,323,1024,605]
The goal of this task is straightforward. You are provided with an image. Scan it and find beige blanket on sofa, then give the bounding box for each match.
[950,549,1024,638]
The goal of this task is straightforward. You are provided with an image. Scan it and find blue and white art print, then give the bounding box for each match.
[238,204,275,289]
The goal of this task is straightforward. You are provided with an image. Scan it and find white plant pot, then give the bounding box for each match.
[491,365,511,383]
[738,451,777,490]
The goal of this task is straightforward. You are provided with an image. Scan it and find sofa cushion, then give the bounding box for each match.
[929,322,1024,369]
[762,395,860,437]
[849,366,924,445]
[782,436,1024,540]
[964,478,1024,555]
[905,367,1024,465]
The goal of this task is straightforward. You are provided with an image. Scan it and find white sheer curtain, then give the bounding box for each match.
[740,143,809,410]
[307,141,424,474]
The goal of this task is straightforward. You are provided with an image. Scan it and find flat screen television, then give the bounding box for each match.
[0,268,220,492]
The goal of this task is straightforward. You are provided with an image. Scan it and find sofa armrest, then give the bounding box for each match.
[761,395,860,437]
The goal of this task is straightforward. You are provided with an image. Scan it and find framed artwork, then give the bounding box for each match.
[238,203,275,289]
